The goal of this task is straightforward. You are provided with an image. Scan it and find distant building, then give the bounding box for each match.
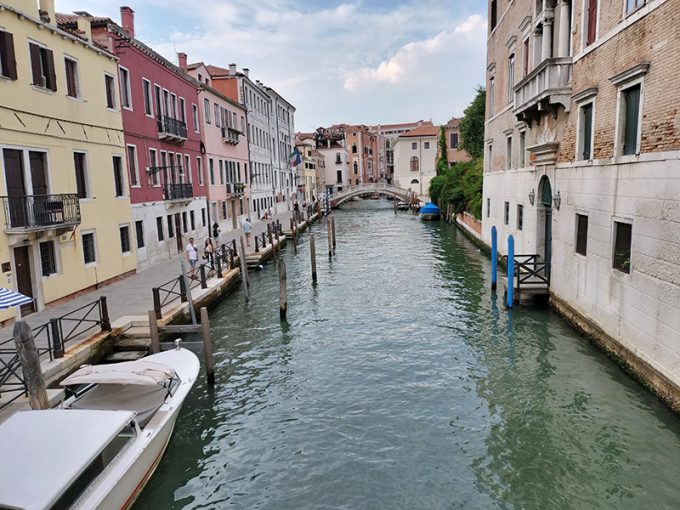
[444,118,470,166]
[393,125,439,198]
[372,121,433,184]
[345,126,379,184]
[265,87,296,214]
[312,126,350,194]
[294,139,318,203]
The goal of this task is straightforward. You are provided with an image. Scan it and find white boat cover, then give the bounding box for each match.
[62,358,177,386]
[0,409,134,510]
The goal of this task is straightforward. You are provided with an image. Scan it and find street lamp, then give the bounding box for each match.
[553,191,561,210]
[528,188,535,206]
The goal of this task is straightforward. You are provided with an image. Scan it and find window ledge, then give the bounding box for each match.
[31,85,55,95]
[84,262,97,268]
[609,63,650,86]
[66,95,84,103]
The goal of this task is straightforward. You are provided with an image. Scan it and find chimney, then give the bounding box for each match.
[38,0,55,24]
[243,68,249,78]
[120,6,135,37]
[76,16,92,42]
[229,63,237,76]
[177,52,187,71]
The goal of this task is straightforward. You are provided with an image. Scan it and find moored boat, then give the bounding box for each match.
[0,347,199,510]
[419,202,441,221]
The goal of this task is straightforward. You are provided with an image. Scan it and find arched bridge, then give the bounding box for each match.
[330,183,416,208]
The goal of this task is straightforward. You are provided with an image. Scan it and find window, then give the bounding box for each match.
[626,0,645,13]
[450,133,459,149]
[410,156,419,173]
[119,67,131,109]
[424,142,430,149]
[487,144,493,172]
[105,74,116,108]
[154,84,162,116]
[209,158,215,185]
[336,170,342,183]
[353,161,358,174]
[149,149,158,186]
[64,57,79,98]
[489,77,495,115]
[135,220,144,249]
[40,241,57,276]
[221,201,227,220]
[127,145,139,186]
[201,208,206,227]
[586,0,598,46]
[522,38,530,77]
[504,201,509,225]
[197,156,203,185]
[352,144,357,154]
[613,221,632,273]
[142,78,152,116]
[411,142,417,150]
[119,225,131,254]
[620,84,641,156]
[82,232,96,264]
[578,103,594,160]
[73,152,88,199]
[490,0,497,31]
[506,136,512,169]
[519,131,526,167]
[0,30,18,80]
[508,54,515,103]
[204,98,211,124]
[486,198,491,218]
[29,42,56,91]
[156,217,164,241]
[219,160,224,184]
[179,98,186,124]
[113,155,124,197]
[185,155,191,183]
[192,104,199,133]
[167,215,174,238]
[576,214,588,256]
[517,204,523,230]
[182,212,188,233]
[190,210,195,231]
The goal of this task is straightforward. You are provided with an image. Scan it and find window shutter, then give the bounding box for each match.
[623,86,641,155]
[44,49,57,91]
[587,0,597,45]
[0,32,17,80]
[29,43,42,86]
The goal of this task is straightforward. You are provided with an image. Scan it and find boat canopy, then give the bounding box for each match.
[0,409,134,510]
[62,359,177,386]
[420,202,441,214]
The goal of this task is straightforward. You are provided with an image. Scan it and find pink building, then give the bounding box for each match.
[90,7,207,269]
[184,58,250,233]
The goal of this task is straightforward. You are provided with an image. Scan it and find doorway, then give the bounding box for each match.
[174,213,182,253]
[13,246,35,315]
[537,176,553,271]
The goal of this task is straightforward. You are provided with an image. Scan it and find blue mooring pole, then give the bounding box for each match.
[507,235,515,308]
[491,226,498,290]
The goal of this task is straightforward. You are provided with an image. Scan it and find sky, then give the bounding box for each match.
[56,0,488,132]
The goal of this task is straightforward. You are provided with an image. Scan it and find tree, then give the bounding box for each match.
[458,87,486,160]
[436,126,448,176]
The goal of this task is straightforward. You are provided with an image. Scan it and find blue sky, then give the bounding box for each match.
[57,0,488,131]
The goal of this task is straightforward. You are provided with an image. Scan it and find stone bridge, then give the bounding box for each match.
[330,184,415,208]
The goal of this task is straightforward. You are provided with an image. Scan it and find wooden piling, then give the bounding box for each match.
[327,217,332,258]
[239,236,250,300]
[13,321,49,410]
[331,215,336,251]
[310,234,317,283]
[200,307,215,385]
[278,259,287,321]
[394,198,397,215]
[149,309,160,354]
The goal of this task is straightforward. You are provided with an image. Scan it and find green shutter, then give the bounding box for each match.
[623,85,640,155]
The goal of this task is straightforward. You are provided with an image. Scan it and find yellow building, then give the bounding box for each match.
[295,139,319,203]
[0,0,136,320]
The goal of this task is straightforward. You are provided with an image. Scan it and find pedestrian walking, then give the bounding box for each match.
[212,222,220,241]
[204,238,215,268]
[243,217,253,246]
[185,237,199,279]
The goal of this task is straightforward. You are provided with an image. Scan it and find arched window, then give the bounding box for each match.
[410,156,419,172]
[353,161,358,174]
[410,179,419,184]
[352,144,357,154]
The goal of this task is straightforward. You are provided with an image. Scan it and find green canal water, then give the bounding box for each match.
[134,200,680,509]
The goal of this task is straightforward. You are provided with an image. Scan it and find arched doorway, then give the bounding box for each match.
[537,176,552,268]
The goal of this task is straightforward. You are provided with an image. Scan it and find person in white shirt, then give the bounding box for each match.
[185,237,199,278]
[242,218,253,246]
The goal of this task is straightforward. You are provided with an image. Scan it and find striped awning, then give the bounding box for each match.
[0,288,33,309]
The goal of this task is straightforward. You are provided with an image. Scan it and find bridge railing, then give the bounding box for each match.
[332,183,412,203]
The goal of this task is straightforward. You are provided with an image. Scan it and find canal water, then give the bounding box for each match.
[134,200,680,509]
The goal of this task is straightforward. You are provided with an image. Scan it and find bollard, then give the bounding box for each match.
[491,226,498,291]
[278,259,287,321]
[201,307,215,385]
[199,264,207,289]
[152,287,162,320]
[50,318,63,358]
[99,296,111,331]
[179,275,187,303]
[215,252,223,278]
[13,321,49,410]
[507,235,515,308]
[310,234,317,283]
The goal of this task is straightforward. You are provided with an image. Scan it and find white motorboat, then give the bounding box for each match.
[0,347,199,510]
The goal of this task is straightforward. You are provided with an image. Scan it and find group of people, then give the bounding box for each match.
[184,218,253,278]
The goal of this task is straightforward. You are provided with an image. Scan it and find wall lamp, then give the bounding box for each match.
[528,188,535,206]
[553,191,561,210]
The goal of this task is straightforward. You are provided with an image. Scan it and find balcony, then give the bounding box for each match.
[514,57,572,124]
[163,183,193,201]
[2,194,81,232]
[226,182,246,197]
[157,115,187,143]
[221,127,241,145]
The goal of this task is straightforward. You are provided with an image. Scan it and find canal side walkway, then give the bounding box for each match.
[0,210,320,417]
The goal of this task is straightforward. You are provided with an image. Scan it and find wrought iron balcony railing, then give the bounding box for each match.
[221,127,241,145]
[163,183,193,201]
[157,115,188,142]
[1,194,81,231]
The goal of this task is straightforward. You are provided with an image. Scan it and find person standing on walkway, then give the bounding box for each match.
[243,217,253,246]
[212,222,220,241]
[204,238,215,268]
[185,237,199,278]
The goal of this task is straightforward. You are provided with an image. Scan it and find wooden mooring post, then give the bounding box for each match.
[201,307,215,385]
[239,236,250,301]
[331,216,336,251]
[278,259,287,321]
[327,217,332,258]
[13,321,49,410]
[310,234,317,283]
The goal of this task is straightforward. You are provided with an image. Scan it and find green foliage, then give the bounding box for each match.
[436,126,448,175]
[458,87,486,160]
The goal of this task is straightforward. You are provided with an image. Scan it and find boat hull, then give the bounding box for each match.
[420,213,441,221]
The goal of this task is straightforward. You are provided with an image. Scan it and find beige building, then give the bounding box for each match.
[0,0,136,320]
[295,139,318,203]
[482,0,680,404]
[372,120,433,184]
[393,125,439,199]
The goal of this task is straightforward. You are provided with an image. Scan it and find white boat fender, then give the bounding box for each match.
[175,338,181,350]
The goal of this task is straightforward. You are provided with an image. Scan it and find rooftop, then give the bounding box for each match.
[399,125,440,138]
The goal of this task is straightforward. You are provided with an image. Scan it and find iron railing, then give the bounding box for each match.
[1,194,81,230]
[163,183,193,201]
[221,127,241,145]
[157,115,188,141]
[510,254,551,291]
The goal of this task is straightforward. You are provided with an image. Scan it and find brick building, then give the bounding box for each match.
[482,0,680,402]
[444,118,470,166]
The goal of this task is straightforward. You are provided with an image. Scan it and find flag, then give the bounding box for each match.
[289,147,302,168]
